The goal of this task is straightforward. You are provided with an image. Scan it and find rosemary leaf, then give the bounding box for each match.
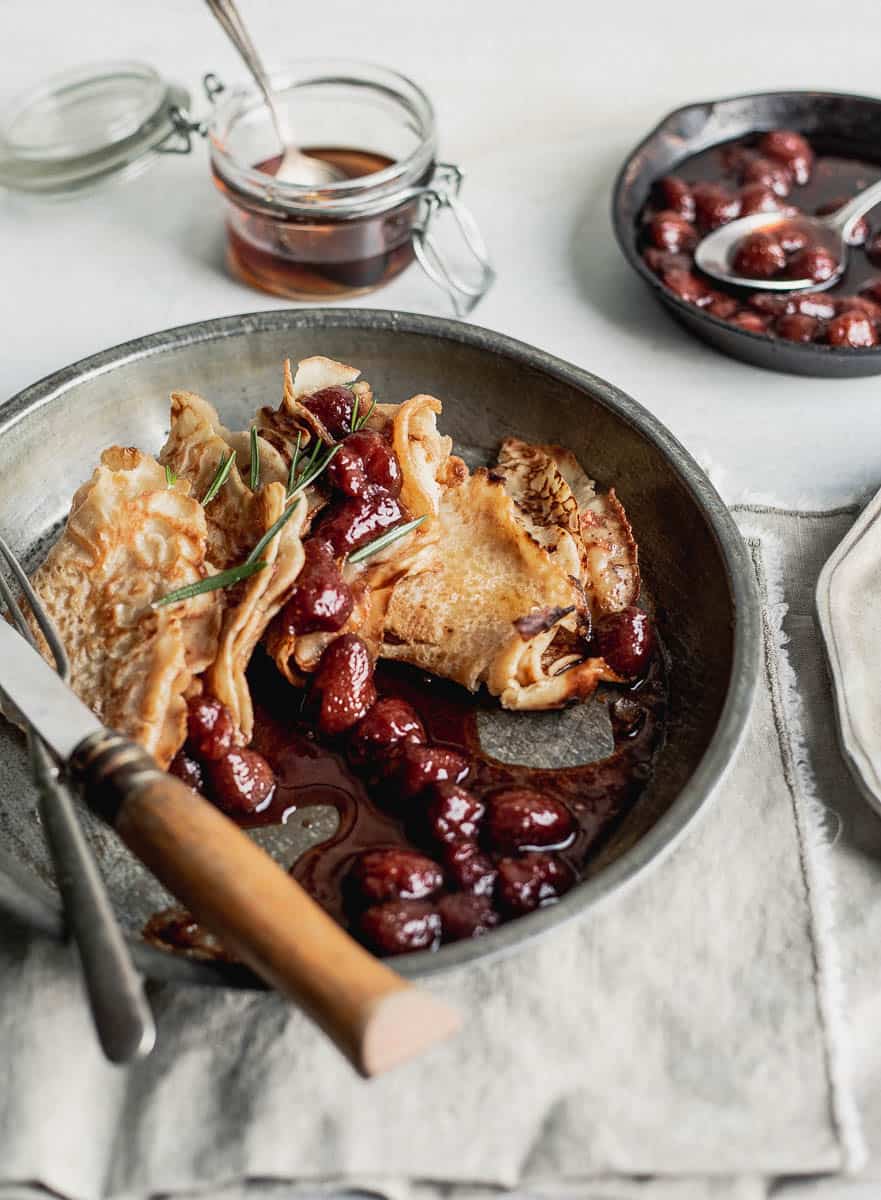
[164,464,177,488]
[354,396,376,431]
[350,393,360,433]
[348,515,427,564]
[249,426,260,490]
[290,442,340,496]
[285,431,303,498]
[246,497,303,565]
[201,450,236,505]
[153,560,267,608]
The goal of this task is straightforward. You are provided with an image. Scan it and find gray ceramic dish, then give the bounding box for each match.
[613,90,881,377]
[0,309,759,985]
[816,488,881,812]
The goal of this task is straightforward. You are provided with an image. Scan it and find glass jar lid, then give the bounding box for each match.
[0,61,190,195]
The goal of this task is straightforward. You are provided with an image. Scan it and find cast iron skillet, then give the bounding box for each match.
[613,90,881,378]
[0,309,759,986]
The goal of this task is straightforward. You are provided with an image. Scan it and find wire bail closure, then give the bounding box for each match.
[412,164,494,316]
[159,74,225,154]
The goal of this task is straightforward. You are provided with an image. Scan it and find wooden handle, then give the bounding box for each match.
[70,732,460,1076]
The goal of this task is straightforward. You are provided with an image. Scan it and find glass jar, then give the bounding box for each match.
[195,60,493,313]
[0,57,493,315]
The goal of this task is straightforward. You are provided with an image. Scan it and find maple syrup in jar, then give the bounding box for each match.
[207,61,437,300]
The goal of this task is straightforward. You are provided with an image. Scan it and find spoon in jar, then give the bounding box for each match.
[204,0,344,187]
[695,176,881,292]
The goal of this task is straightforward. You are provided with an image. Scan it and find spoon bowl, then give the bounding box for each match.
[695,175,881,292]
[695,211,844,292]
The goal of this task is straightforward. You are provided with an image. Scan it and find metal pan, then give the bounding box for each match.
[0,309,759,984]
[613,90,881,378]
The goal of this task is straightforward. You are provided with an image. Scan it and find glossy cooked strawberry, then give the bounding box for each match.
[347,697,426,770]
[442,841,497,897]
[775,313,819,343]
[648,211,698,254]
[483,788,575,853]
[495,853,573,915]
[592,606,656,677]
[281,540,353,634]
[732,232,787,280]
[300,386,356,439]
[826,311,878,348]
[396,743,470,799]
[169,750,204,792]
[349,848,444,904]
[651,175,695,221]
[759,129,813,185]
[315,486,405,556]
[359,899,442,955]
[785,244,839,283]
[207,749,275,815]
[738,183,780,216]
[187,696,235,761]
[425,784,485,845]
[312,634,377,736]
[742,156,793,197]
[437,893,500,942]
[691,181,741,231]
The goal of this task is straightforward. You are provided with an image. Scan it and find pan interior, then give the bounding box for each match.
[0,316,741,976]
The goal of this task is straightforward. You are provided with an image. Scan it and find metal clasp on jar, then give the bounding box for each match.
[412,164,495,317]
[162,75,494,317]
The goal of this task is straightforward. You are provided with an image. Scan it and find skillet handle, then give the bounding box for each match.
[69,730,460,1077]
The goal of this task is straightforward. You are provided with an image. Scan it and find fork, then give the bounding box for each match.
[0,535,156,1063]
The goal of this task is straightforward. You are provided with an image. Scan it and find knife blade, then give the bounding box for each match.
[0,620,103,761]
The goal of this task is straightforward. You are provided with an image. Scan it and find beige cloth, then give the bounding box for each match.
[0,509,867,1199]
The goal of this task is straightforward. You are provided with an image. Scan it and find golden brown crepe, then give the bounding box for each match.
[159,392,306,740]
[267,385,632,710]
[27,447,221,767]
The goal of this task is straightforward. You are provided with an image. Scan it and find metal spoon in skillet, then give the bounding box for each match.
[695,176,881,292]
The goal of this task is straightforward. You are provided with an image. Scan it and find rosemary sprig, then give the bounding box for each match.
[348,515,427,564]
[153,560,267,608]
[285,431,303,498]
[245,497,303,565]
[201,450,236,505]
[290,442,340,497]
[164,464,177,488]
[249,426,260,490]
[350,393,360,433]
[353,395,376,431]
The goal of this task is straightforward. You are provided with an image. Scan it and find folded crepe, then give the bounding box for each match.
[267,386,640,710]
[26,447,221,767]
[159,391,306,741]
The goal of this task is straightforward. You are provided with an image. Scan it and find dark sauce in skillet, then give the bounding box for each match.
[145,648,667,954]
[638,130,881,345]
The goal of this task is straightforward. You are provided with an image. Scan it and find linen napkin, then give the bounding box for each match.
[0,509,864,1200]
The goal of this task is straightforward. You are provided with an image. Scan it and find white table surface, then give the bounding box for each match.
[2,4,881,1196]
[3,0,881,509]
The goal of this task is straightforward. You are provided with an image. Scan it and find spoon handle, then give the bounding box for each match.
[826,178,881,241]
[204,0,290,149]
[31,737,156,1063]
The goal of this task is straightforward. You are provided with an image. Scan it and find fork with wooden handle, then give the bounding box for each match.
[0,615,461,1077]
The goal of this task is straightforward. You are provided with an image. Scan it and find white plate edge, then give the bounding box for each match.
[816,486,881,812]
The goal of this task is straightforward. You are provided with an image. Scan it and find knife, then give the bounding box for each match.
[0,621,461,1076]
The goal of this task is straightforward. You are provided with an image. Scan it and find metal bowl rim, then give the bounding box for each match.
[0,307,760,985]
[611,88,881,363]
